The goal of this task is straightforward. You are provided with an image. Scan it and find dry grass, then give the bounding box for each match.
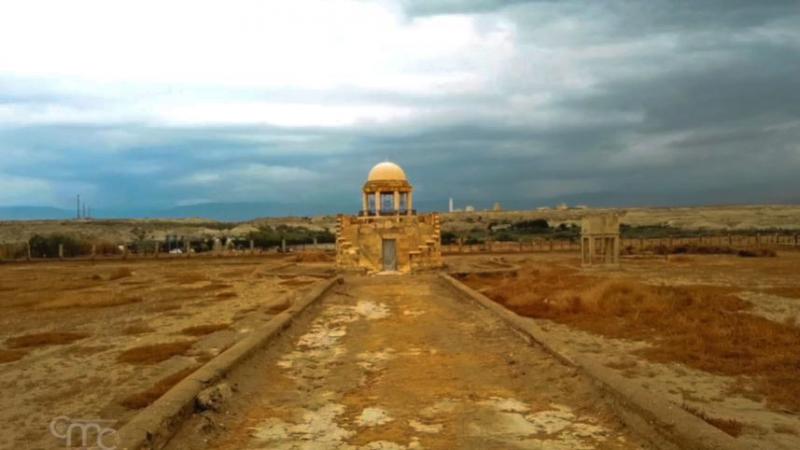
[215,292,238,300]
[38,294,143,310]
[280,279,316,287]
[119,366,198,409]
[5,332,89,348]
[108,267,133,281]
[0,349,27,363]
[117,341,195,365]
[293,251,334,263]
[121,323,155,335]
[168,272,208,285]
[180,323,230,336]
[682,404,744,437]
[764,286,800,299]
[461,264,800,412]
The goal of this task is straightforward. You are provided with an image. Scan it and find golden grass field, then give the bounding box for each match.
[457,250,800,447]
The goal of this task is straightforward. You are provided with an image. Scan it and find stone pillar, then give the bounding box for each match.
[58,244,64,260]
[281,238,286,253]
[393,191,400,214]
[375,192,382,215]
[362,193,368,215]
[250,239,255,254]
[407,191,413,215]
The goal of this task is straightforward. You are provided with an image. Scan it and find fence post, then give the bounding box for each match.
[281,238,286,253]
[313,237,318,250]
[250,239,255,255]
[58,244,64,260]
[185,241,191,258]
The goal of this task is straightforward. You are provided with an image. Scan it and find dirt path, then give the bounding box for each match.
[168,275,649,449]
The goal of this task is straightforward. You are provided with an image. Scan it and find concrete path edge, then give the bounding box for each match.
[439,273,751,450]
[117,276,342,450]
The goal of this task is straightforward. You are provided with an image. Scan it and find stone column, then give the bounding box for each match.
[362,192,368,215]
[375,192,381,215]
[407,191,413,215]
[393,191,400,214]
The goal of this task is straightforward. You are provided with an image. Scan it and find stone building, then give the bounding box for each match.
[336,162,443,273]
[580,214,621,266]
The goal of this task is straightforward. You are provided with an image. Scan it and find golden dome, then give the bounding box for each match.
[367,161,407,182]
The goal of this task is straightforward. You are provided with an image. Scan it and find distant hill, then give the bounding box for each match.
[0,206,74,221]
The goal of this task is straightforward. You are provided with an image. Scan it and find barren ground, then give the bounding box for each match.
[168,275,647,450]
[0,254,334,450]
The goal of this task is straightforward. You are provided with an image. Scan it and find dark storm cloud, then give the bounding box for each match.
[1,0,799,217]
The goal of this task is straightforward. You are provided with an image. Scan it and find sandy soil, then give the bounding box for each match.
[168,275,648,450]
[452,251,800,449]
[0,255,334,450]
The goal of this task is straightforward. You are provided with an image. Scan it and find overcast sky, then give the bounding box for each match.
[1,0,799,217]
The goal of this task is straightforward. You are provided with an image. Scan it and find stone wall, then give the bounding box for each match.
[336,214,442,273]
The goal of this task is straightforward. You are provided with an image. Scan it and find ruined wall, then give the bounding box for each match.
[336,214,442,273]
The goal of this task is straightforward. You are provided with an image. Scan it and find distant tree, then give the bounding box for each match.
[511,219,550,233]
[441,231,458,245]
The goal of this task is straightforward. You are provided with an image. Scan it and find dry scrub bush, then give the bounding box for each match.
[119,366,198,409]
[462,264,800,412]
[5,332,89,348]
[117,341,195,365]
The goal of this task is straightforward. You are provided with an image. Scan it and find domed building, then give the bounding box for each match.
[336,161,442,273]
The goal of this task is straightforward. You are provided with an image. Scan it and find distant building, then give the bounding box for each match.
[336,162,442,273]
[465,205,476,212]
[556,203,568,211]
[492,202,502,212]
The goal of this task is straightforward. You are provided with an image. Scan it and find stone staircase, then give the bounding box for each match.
[409,214,442,270]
